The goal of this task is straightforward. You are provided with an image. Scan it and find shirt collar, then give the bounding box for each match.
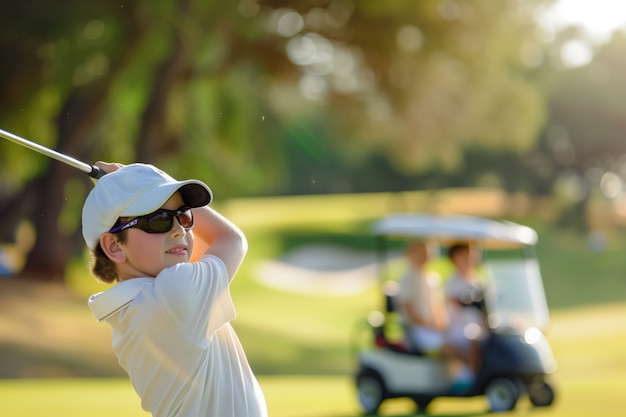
[88,278,153,321]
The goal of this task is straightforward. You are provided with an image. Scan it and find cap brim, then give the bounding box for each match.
[121,180,212,217]
[178,182,212,208]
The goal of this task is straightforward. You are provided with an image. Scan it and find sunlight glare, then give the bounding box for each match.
[539,0,626,68]
[541,0,626,44]
[560,39,592,67]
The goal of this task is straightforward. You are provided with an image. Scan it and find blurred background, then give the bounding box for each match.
[1,0,626,415]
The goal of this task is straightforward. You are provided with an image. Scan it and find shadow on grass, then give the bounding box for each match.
[235,319,354,375]
[0,342,124,378]
[308,412,487,417]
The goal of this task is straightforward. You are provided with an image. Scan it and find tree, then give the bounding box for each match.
[542,31,626,229]
[256,0,549,172]
[0,1,148,281]
[0,0,553,283]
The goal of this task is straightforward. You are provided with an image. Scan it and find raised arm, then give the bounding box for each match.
[190,206,248,281]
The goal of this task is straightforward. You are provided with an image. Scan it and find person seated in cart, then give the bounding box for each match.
[444,242,489,386]
[396,241,484,390]
[395,241,449,356]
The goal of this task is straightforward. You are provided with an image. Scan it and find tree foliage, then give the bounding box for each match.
[0,0,553,282]
[257,0,549,172]
[539,30,626,230]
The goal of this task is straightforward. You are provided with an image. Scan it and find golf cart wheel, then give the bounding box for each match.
[485,377,521,412]
[356,369,387,415]
[528,381,555,407]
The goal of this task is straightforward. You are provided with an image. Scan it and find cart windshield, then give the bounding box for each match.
[483,258,550,331]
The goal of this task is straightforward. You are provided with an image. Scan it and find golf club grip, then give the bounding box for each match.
[88,165,106,179]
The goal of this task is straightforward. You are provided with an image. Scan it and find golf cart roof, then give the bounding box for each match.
[371,213,538,246]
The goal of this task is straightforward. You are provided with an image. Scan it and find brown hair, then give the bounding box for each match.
[447,242,470,261]
[89,228,128,284]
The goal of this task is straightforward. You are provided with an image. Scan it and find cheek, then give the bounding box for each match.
[126,232,164,263]
[186,232,195,249]
[132,240,157,260]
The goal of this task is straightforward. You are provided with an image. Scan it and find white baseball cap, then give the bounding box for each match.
[82,163,212,250]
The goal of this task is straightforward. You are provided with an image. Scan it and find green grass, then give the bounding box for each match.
[0,378,148,417]
[3,303,626,416]
[533,226,626,309]
[3,189,626,415]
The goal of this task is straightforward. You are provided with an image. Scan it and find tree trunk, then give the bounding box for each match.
[19,164,75,282]
[20,86,114,283]
[18,5,147,283]
[136,0,192,162]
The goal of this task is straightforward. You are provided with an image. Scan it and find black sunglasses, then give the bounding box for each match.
[109,207,194,234]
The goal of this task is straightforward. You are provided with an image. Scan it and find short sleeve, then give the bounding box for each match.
[154,255,236,346]
[396,271,414,303]
[445,276,461,298]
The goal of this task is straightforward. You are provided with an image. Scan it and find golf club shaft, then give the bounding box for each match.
[0,128,104,179]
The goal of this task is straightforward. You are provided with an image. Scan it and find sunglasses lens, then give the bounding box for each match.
[178,210,193,228]
[115,208,194,234]
[147,211,175,233]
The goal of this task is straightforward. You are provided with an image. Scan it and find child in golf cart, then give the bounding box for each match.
[444,242,489,386]
[81,162,267,417]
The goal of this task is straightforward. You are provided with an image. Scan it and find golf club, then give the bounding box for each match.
[0,128,104,179]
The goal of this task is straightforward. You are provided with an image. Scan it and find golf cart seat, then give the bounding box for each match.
[376,285,428,356]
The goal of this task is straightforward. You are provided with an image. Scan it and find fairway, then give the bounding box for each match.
[2,304,626,417]
[0,372,621,417]
[3,190,626,416]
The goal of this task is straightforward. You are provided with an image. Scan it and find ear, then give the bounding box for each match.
[100,233,127,263]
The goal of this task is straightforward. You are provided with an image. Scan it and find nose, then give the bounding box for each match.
[169,216,187,237]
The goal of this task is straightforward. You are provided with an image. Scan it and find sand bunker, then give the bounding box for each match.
[254,244,383,296]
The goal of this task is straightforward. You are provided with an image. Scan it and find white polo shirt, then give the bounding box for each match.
[396,268,442,326]
[88,255,267,417]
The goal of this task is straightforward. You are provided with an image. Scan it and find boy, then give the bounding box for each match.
[81,162,267,417]
[444,242,487,389]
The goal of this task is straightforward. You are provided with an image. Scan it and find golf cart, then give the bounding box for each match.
[354,213,557,414]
